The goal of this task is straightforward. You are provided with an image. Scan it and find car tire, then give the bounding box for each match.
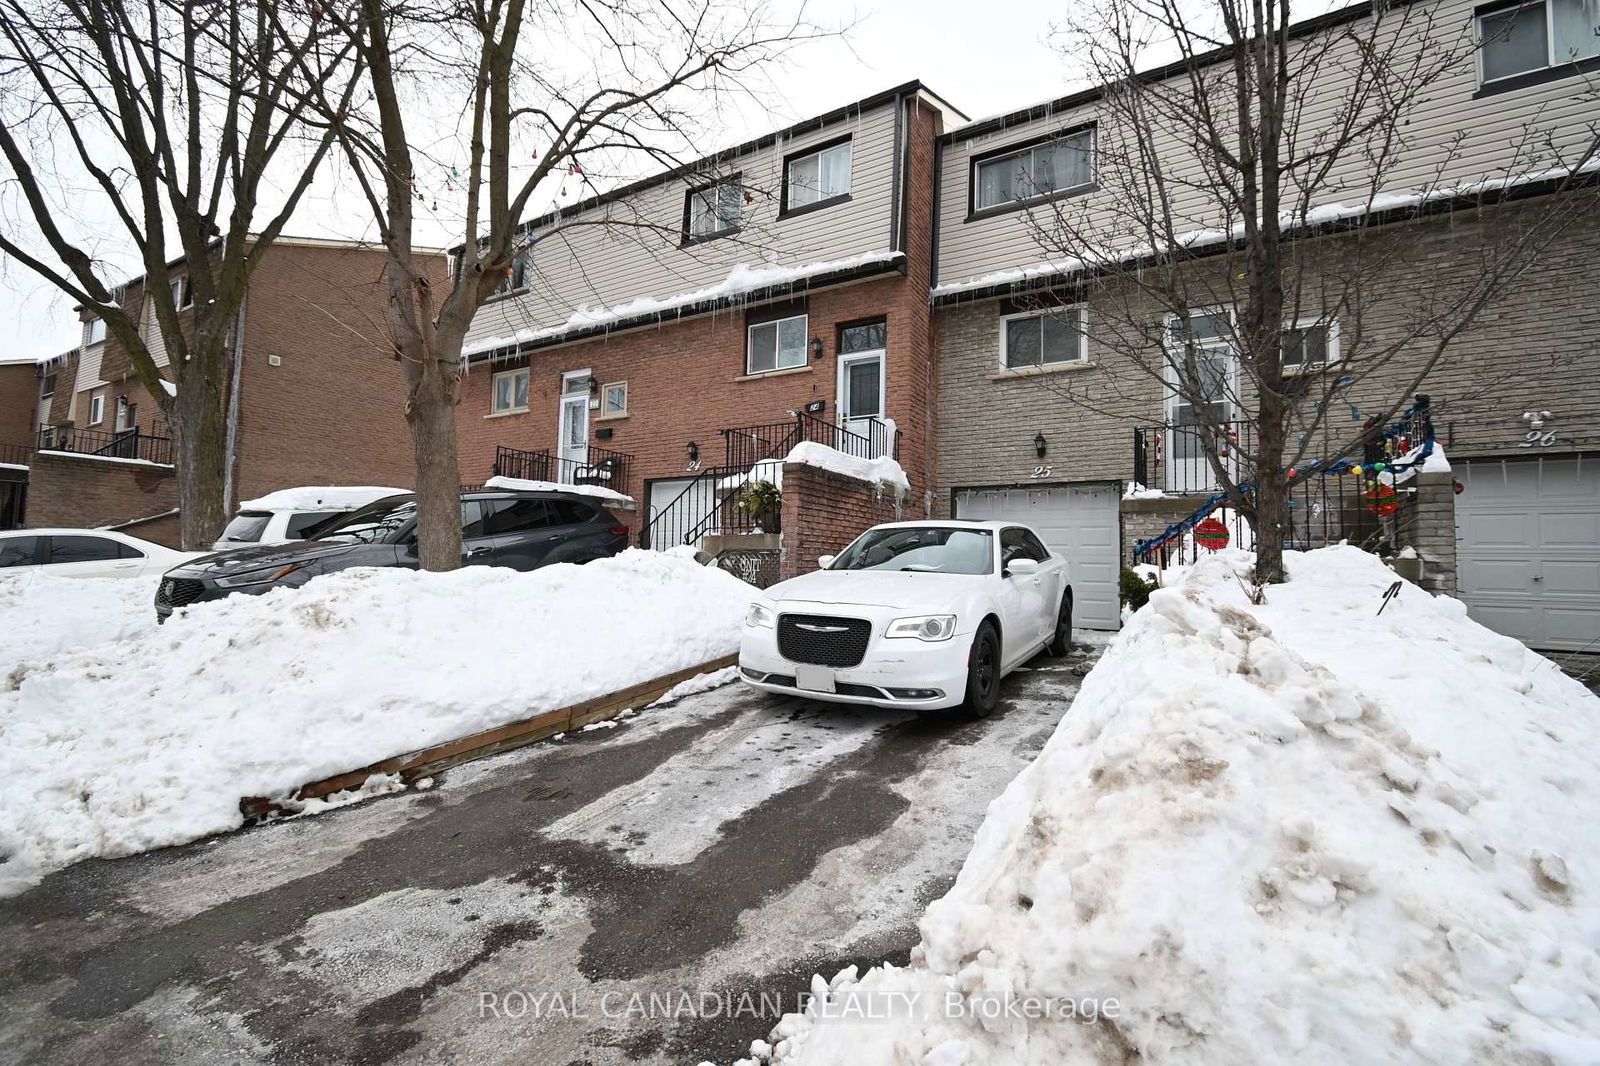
[962,622,1002,719]
[1047,593,1073,657]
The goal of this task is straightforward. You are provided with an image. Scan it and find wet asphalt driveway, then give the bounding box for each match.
[0,640,1101,1066]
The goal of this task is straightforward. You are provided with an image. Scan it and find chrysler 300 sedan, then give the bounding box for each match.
[739,520,1072,716]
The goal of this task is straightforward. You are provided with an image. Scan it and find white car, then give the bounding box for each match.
[739,520,1072,716]
[213,486,409,551]
[0,528,194,579]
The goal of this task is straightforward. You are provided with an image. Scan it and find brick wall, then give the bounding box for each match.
[25,450,177,540]
[932,193,1600,507]
[458,99,946,522]
[777,462,908,581]
[0,364,39,445]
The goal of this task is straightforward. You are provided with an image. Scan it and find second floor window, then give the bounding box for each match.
[496,251,530,294]
[1001,308,1087,369]
[85,318,106,344]
[747,313,808,374]
[976,129,1093,211]
[170,277,193,309]
[492,368,530,413]
[1479,0,1600,83]
[1282,317,1339,373]
[784,140,851,212]
[686,182,743,240]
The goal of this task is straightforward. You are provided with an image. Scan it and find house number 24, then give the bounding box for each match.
[1028,465,1054,479]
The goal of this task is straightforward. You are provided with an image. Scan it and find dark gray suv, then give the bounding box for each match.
[156,488,630,621]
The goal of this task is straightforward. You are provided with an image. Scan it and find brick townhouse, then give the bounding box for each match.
[0,354,52,528]
[20,238,435,545]
[455,82,962,550]
[924,0,1598,648]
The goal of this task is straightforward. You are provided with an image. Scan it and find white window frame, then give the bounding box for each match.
[115,396,137,432]
[601,381,628,417]
[998,306,1089,370]
[784,141,852,211]
[1281,315,1341,375]
[88,392,105,426]
[686,182,743,240]
[85,318,106,345]
[170,277,193,310]
[746,313,809,375]
[1477,0,1596,84]
[974,129,1095,212]
[491,368,530,414]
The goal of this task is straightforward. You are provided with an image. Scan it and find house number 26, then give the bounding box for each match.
[1028,465,1054,479]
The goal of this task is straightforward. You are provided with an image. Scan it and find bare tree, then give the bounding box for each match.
[1006,0,1598,582]
[306,0,822,571]
[0,0,358,548]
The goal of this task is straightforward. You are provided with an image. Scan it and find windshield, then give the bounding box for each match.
[218,512,271,544]
[831,527,994,575]
[314,497,417,544]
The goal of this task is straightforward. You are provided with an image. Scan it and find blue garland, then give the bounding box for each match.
[1132,405,1437,558]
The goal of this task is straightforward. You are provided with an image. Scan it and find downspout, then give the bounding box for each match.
[221,288,246,513]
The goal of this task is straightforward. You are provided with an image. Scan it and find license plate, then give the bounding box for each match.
[795,665,837,693]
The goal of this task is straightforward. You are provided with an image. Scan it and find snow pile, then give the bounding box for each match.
[1122,481,1166,500]
[758,546,1600,1065]
[239,485,410,511]
[784,442,910,496]
[465,251,905,357]
[0,573,158,673]
[0,550,752,893]
[483,474,635,507]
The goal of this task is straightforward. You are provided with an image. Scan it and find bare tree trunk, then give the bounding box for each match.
[400,334,463,571]
[169,365,230,548]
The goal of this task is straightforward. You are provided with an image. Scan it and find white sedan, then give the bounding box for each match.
[0,528,193,579]
[739,520,1072,716]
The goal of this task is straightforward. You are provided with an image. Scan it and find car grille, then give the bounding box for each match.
[157,577,206,610]
[777,613,872,668]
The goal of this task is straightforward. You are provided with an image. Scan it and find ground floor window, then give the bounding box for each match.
[747,313,808,374]
[492,368,530,413]
[602,381,628,416]
[1001,307,1087,369]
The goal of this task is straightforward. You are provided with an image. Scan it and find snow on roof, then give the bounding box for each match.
[482,475,635,508]
[239,486,410,512]
[782,441,910,496]
[761,544,1600,1064]
[463,251,904,358]
[931,159,1600,298]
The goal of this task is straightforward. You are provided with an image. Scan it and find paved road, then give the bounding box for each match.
[0,640,1102,1066]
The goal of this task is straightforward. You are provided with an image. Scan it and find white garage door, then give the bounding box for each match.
[955,482,1121,630]
[645,477,716,549]
[1456,457,1600,651]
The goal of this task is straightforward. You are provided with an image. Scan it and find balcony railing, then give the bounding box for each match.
[797,411,895,461]
[37,426,173,465]
[0,442,33,467]
[1132,419,1257,495]
[491,444,633,496]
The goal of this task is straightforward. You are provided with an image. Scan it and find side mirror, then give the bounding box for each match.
[817,554,836,569]
[1006,557,1040,576]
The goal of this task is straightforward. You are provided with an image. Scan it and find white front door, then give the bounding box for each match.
[836,350,885,458]
[558,370,591,481]
[1163,310,1238,493]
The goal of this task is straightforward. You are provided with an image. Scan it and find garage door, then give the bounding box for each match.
[1456,457,1600,651]
[955,482,1121,630]
[645,477,717,549]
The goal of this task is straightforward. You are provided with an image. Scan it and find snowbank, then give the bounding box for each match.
[758,546,1600,1065]
[784,442,910,496]
[240,485,410,511]
[483,474,635,507]
[0,551,751,893]
[0,573,158,673]
[465,251,904,357]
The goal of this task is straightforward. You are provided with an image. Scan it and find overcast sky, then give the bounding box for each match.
[1,0,1077,363]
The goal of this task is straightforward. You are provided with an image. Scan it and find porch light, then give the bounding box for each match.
[1034,432,1048,458]
[687,441,700,464]
[588,376,600,395]
[810,337,824,361]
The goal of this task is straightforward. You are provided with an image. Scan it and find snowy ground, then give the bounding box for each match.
[756,546,1600,1066]
[0,572,159,674]
[0,550,751,894]
[0,642,1101,1065]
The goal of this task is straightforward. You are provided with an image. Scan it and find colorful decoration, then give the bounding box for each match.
[1365,482,1400,517]
[1194,516,1230,551]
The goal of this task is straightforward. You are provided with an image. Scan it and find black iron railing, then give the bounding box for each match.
[639,465,752,549]
[721,420,801,469]
[1132,419,1256,496]
[797,411,895,460]
[37,426,173,465]
[491,444,633,496]
[0,442,33,467]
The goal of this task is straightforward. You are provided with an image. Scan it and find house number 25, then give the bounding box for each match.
[1028,465,1054,479]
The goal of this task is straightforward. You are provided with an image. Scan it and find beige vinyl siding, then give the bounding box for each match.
[463,99,902,350]
[73,339,106,394]
[140,293,171,369]
[935,0,1598,289]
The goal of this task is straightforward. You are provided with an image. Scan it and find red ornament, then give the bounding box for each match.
[1194,516,1230,552]
[1365,482,1400,517]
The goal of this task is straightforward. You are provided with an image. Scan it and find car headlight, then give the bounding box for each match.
[214,562,307,588]
[885,614,957,641]
[745,602,776,628]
